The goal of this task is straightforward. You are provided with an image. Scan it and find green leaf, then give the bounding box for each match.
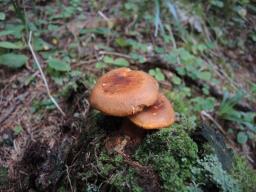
[103,56,114,63]
[149,69,156,76]
[126,39,148,52]
[5,25,24,38]
[155,70,165,81]
[172,75,182,85]
[31,98,56,113]
[155,47,165,54]
[13,125,23,135]
[176,67,186,76]
[115,38,129,47]
[103,56,129,67]
[95,62,107,69]
[0,30,15,37]
[163,52,177,64]
[178,48,194,61]
[0,53,28,69]
[211,0,224,8]
[0,41,23,49]
[130,52,145,63]
[48,58,71,72]
[237,132,248,144]
[0,12,5,20]
[198,71,212,81]
[149,68,165,81]
[202,85,210,95]
[34,38,51,51]
[112,58,129,67]
[48,24,60,31]
[191,97,215,112]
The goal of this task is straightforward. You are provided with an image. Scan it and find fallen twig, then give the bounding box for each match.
[65,165,74,192]
[99,51,132,60]
[200,111,236,147]
[200,110,255,164]
[98,11,110,22]
[28,31,65,116]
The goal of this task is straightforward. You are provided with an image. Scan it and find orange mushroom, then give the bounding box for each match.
[129,93,175,129]
[90,68,159,116]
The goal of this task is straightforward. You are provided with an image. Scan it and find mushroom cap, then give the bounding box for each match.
[129,93,175,129]
[90,68,159,116]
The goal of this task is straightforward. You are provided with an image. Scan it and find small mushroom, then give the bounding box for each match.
[90,68,159,116]
[129,93,175,129]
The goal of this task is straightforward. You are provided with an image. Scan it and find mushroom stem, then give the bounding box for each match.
[104,118,146,154]
[121,119,146,143]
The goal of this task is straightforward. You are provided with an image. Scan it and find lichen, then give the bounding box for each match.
[193,155,241,192]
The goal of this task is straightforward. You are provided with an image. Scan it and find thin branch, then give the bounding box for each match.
[28,31,65,116]
[201,110,255,164]
[65,165,74,192]
[99,51,132,59]
[200,111,237,148]
[98,11,110,22]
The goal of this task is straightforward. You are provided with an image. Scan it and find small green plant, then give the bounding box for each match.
[163,48,213,82]
[217,91,256,144]
[13,125,23,136]
[104,56,129,67]
[166,89,191,115]
[217,91,244,120]
[0,1,29,70]
[149,68,165,81]
[191,97,216,112]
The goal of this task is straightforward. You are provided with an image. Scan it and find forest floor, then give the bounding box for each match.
[0,1,256,192]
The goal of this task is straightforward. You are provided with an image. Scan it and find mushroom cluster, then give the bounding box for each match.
[90,67,175,130]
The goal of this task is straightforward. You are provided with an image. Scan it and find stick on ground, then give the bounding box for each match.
[28,31,65,116]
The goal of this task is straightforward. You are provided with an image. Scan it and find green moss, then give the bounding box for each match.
[110,168,143,192]
[231,155,256,192]
[172,114,197,133]
[166,90,197,133]
[75,112,255,192]
[96,151,143,191]
[135,128,198,191]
